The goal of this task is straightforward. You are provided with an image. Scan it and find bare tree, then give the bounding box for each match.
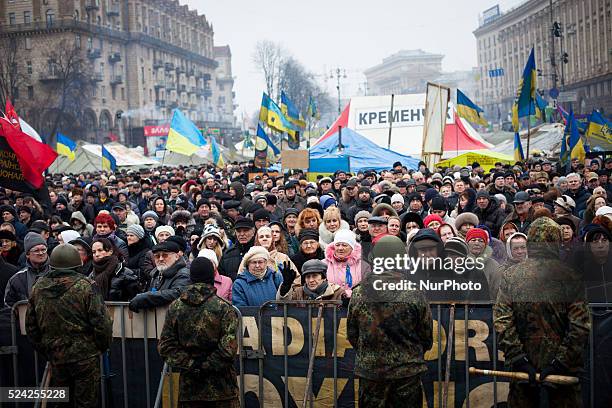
[252,40,285,99]
[0,38,28,109]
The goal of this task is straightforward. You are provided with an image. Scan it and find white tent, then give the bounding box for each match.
[51,141,158,174]
[160,143,251,167]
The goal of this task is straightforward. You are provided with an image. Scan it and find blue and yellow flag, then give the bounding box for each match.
[101,145,116,171]
[535,93,547,121]
[166,109,206,156]
[56,133,77,161]
[259,93,295,133]
[210,136,225,168]
[456,89,487,126]
[256,124,280,155]
[307,96,319,119]
[568,110,586,162]
[254,124,280,168]
[281,91,306,129]
[516,48,537,119]
[513,133,524,162]
[586,110,612,143]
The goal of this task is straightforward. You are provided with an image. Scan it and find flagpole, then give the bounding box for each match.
[387,94,395,150]
[161,149,167,168]
[526,115,531,161]
[455,112,459,158]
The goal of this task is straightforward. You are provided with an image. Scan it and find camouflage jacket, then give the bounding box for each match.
[493,256,590,371]
[158,283,238,402]
[347,271,433,380]
[25,267,112,365]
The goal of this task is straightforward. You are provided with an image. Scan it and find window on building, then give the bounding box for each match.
[87,37,93,50]
[141,66,145,84]
[9,13,16,26]
[23,11,31,24]
[92,86,97,97]
[218,83,224,91]
[121,87,125,100]
[26,61,32,74]
[27,86,33,99]
[25,37,32,50]
[75,34,81,49]
[112,86,116,100]
[46,10,54,26]
[102,86,106,98]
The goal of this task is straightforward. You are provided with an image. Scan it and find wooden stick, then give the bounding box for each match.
[468,367,579,385]
[303,304,324,408]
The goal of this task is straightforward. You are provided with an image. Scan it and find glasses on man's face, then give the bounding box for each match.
[301,240,317,247]
[29,248,47,255]
[154,252,173,259]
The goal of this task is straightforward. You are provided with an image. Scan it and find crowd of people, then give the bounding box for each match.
[2,155,611,407]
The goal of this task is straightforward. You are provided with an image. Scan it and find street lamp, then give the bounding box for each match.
[330,68,347,114]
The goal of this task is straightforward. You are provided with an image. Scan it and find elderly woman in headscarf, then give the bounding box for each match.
[325,230,362,297]
[498,232,528,271]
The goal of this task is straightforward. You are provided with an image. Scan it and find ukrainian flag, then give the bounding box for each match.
[101,145,116,171]
[56,133,77,161]
[210,136,225,168]
[568,110,586,162]
[257,124,280,156]
[281,91,306,129]
[166,109,206,156]
[535,93,547,121]
[259,93,294,133]
[513,132,524,162]
[515,48,537,119]
[456,89,487,126]
[586,110,612,143]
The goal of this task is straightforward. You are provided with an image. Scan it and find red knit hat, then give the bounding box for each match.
[423,214,444,227]
[94,213,116,230]
[466,228,488,245]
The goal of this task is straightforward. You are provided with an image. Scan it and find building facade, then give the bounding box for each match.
[212,45,236,127]
[0,0,237,147]
[364,49,444,95]
[473,0,612,123]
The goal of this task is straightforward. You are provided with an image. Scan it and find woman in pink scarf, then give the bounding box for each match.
[324,229,362,297]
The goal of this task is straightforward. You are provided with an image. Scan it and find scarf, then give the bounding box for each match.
[92,255,119,299]
[333,254,353,288]
[303,281,329,300]
[250,267,268,280]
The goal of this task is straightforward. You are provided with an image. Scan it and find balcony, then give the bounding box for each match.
[156,100,166,107]
[92,73,104,82]
[110,75,123,85]
[188,86,196,94]
[177,66,186,74]
[108,52,121,63]
[39,71,61,82]
[85,2,100,12]
[106,6,120,16]
[164,62,174,71]
[153,60,164,69]
[169,101,179,109]
[87,49,102,59]
[166,84,176,91]
[179,84,187,93]
[154,82,165,90]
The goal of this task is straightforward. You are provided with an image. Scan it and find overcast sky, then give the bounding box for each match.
[184,0,526,121]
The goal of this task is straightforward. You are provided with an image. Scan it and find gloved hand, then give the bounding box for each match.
[341,294,350,308]
[128,295,145,313]
[513,356,537,386]
[540,358,567,383]
[279,261,297,296]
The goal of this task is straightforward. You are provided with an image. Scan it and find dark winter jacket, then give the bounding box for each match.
[346,200,373,227]
[127,239,155,289]
[4,259,50,308]
[566,186,591,217]
[0,257,19,304]
[128,258,191,311]
[290,247,325,273]
[90,262,140,301]
[472,199,507,238]
[218,237,255,281]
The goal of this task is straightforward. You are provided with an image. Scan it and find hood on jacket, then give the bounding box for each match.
[325,240,362,263]
[408,228,443,258]
[170,210,195,225]
[34,268,83,298]
[230,182,245,200]
[318,220,350,244]
[71,211,87,225]
[505,232,528,260]
[179,282,216,306]
[371,203,398,218]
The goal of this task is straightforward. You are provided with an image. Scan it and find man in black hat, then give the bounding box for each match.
[347,186,373,227]
[503,191,535,234]
[278,259,345,301]
[339,179,359,220]
[486,172,516,203]
[158,257,239,407]
[473,190,506,237]
[128,240,191,312]
[0,204,27,240]
[218,216,256,281]
[277,181,306,212]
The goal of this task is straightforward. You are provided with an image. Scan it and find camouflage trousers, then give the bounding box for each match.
[508,381,582,408]
[359,375,423,408]
[178,399,239,408]
[48,357,100,408]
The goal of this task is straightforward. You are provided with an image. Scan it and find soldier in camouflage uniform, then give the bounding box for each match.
[494,217,590,407]
[348,235,433,408]
[25,244,113,408]
[158,256,239,408]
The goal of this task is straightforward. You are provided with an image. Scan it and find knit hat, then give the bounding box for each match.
[595,205,612,217]
[166,235,187,252]
[319,195,337,210]
[190,257,216,285]
[423,214,444,227]
[475,190,490,200]
[24,232,47,253]
[298,229,319,243]
[424,188,439,202]
[454,212,479,230]
[197,248,219,267]
[374,194,392,205]
[466,228,489,245]
[354,210,371,224]
[59,230,81,244]
[253,208,271,222]
[155,225,175,239]
[371,203,398,218]
[444,237,469,257]
[142,210,159,222]
[243,245,270,265]
[494,194,507,204]
[126,224,145,240]
[391,194,404,205]
[358,186,371,195]
[554,195,576,213]
[201,224,223,244]
[430,196,447,211]
[301,259,327,282]
[0,230,16,242]
[333,230,357,249]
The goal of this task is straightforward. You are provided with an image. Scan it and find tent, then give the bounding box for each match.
[442,112,493,158]
[435,150,514,172]
[160,143,250,167]
[309,127,420,172]
[51,141,157,174]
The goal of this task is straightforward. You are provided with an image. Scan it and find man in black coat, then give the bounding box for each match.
[218,217,255,281]
[472,190,506,238]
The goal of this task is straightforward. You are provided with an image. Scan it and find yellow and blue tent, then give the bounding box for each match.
[456,89,487,126]
[56,133,77,161]
[101,145,116,171]
[166,109,206,156]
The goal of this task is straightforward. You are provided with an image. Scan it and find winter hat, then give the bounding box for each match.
[475,190,490,200]
[595,205,612,217]
[190,257,216,285]
[142,210,159,222]
[49,244,82,270]
[306,196,319,205]
[126,224,145,240]
[283,208,300,220]
[242,245,270,265]
[24,232,47,253]
[424,188,439,202]
[354,210,371,224]
[59,229,81,244]
[494,194,507,204]
[358,186,371,195]
[444,237,469,257]
[372,203,398,218]
[454,212,479,230]
[333,230,357,250]
[154,225,175,239]
[197,248,219,267]
[0,230,16,242]
[166,235,187,252]
[391,194,404,205]
[506,232,528,259]
[298,229,319,243]
[201,225,223,244]
[301,259,328,282]
[374,194,392,205]
[253,208,271,222]
[466,228,489,245]
[423,214,444,227]
[319,195,337,210]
